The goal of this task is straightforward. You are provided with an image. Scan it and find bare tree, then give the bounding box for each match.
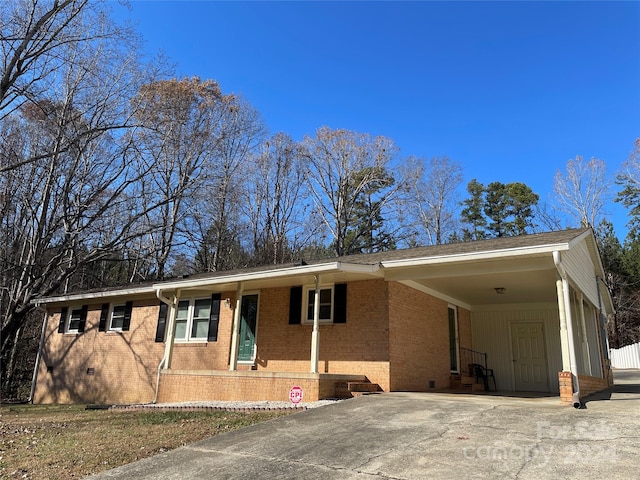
[0,0,141,171]
[554,156,610,228]
[302,127,406,256]
[408,155,463,245]
[131,77,230,279]
[192,97,265,272]
[0,1,171,393]
[245,133,313,265]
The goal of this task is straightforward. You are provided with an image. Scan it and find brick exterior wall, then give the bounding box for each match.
[33,279,479,404]
[33,299,165,404]
[558,371,611,404]
[253,280,391,391]
[387,283,471,392]
[577,374,610,398]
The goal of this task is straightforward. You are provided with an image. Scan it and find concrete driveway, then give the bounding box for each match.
[89,370,640,479]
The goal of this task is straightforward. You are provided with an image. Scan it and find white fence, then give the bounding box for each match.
[610,342,640,369]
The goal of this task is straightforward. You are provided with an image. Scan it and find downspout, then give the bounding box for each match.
[553,251,581,408]
[154,289,177,404]
[29,309,49,404]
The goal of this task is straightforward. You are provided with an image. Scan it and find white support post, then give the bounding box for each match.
[556,279,571,372]
[554,251,581,407]
[229,283,243,371]
[163,289,181,370]
[310,275,321,374]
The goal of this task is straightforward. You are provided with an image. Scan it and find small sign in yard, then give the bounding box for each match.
[289,385,303,404]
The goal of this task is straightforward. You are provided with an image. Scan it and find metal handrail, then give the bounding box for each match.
[460,347,488,372]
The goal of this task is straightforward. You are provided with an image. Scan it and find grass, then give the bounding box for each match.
[0,404,294,479]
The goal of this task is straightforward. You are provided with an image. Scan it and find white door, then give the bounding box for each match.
[511,322,549,392]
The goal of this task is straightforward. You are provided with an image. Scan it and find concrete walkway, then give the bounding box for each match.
[88,370,640,479]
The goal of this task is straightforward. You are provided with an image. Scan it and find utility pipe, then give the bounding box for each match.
[28,309,49,403]
[553,251,581,408]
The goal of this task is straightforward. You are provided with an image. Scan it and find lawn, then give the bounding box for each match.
[0,404,293,479]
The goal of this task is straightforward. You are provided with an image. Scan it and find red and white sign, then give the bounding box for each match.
[289,385,303,404]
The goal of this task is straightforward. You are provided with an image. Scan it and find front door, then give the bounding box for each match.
[237,294,259,362]
[511,322,549,392]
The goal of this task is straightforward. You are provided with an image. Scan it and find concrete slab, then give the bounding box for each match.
[88,370,640,479]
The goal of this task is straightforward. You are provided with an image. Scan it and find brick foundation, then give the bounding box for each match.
[558,371,573,404]
[558,371,611,405]
[157,370,367,403]
[577,374,610,398]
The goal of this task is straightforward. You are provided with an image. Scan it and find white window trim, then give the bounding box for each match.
[66,307,83,334]
[109,304,126,332]
[302,284,335,325]
[174,297,211,342]
[448,304,460,374]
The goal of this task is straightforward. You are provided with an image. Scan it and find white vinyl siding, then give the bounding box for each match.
[471,304,562,393]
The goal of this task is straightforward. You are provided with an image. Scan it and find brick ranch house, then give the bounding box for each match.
[31,228,614,407]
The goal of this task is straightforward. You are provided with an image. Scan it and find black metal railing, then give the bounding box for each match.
[460,347,488,375]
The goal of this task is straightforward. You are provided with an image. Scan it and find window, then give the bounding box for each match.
[67,308,83,332]
[110,304,126,330]
[289,284,347,325]
[304,286,334,323]
[99,301,132,332]
[58,305,87,334]
[154,294,221,343]
[175,297,212,341]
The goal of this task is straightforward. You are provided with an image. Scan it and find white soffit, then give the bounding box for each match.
[153,261,381,291]
[35,285,157,304]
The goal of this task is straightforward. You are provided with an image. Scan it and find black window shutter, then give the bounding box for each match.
[208,293,221,342]
[334,283,347,323]
[78,305,88,333]
[122,301,133,331]
[289,286,302,324]
[155,302,168,343]
[98,304,109,332]
[58,307,68,333]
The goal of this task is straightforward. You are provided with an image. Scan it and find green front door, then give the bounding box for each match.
[237,294,259,362]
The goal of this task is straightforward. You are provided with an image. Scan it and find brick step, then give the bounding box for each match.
[347,382,382,393]
[451,374,485,392]
[472,382,486,392]
[335,381,382,398]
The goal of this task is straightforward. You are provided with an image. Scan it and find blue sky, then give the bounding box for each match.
[115,1,640,237]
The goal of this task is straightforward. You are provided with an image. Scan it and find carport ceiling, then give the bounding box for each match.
[386,255,561,306]
[414,268,559,305]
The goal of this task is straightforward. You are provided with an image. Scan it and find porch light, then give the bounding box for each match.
[494,287,506,294]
